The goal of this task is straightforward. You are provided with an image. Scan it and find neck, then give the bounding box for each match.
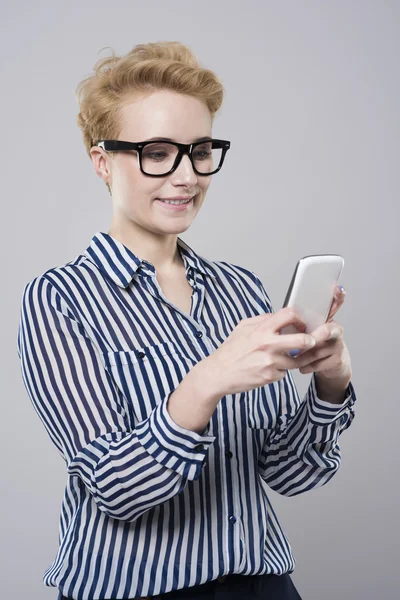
[107,224,183,273]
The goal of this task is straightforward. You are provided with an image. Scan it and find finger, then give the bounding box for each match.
[299,354,339,374]
[295,343,334,368]
[274,346,318,371]
[271,306,307,333]
[310,321,342,345]
[327,294,339,320]
[327,287,346,322]
[274,331,316,355]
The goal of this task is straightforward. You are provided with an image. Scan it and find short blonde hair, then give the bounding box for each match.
[75,41,225,195]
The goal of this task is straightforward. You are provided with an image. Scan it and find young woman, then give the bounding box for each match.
[17,41,356,600]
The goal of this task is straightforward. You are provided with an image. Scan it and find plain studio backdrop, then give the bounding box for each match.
[3,1,398,599]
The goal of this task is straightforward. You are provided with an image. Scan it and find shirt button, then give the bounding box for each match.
[225,451,233,458]
[194,444,204,451]
[229,516,237,524]
[137,352,145,359]
[195,331,203,338]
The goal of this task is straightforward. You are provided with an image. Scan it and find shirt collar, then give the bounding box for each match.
[83,231,217,288]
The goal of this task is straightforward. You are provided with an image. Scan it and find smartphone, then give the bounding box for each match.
[280,254,344,356]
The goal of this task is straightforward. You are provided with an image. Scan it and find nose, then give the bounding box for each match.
[171,151,198,185]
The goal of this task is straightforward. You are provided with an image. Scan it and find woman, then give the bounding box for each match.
[17,41,356,600]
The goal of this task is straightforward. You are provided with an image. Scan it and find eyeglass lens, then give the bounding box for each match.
[141,142,222,175]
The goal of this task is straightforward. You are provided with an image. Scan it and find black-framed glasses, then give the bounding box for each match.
[95,138,231,177]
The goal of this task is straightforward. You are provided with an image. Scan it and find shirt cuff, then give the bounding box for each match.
[306,373,357,426]
[135,391,216,481]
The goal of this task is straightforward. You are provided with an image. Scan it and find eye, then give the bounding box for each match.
[193,150,211,160]
[147,151,167,161]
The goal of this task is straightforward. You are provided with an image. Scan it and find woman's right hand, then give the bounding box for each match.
[202,307,317,397]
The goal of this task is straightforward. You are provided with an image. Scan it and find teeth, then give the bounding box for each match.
[161,198,192,205]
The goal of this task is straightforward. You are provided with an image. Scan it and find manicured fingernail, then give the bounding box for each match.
[338,285,346,293]
[289,349,301,357]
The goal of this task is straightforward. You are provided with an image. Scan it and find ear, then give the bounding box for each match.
[90,146,112,186]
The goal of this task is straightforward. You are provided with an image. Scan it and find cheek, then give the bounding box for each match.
[116,163,161,202]
[119,163,141,190]
[200,177,212,192]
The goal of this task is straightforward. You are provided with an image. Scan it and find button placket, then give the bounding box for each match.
[224,446,244,570]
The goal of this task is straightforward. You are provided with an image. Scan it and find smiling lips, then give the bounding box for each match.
[157,195,195,201]
[155,197,194,210]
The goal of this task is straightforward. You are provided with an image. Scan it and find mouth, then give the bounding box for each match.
[154,195,196,211]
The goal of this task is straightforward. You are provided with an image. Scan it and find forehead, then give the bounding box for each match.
[118,89,212,142]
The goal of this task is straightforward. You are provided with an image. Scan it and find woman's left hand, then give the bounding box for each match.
[295,286,352,387]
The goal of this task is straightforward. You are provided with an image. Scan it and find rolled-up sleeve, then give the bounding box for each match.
[258,369,356,496]
[17,275,216,522]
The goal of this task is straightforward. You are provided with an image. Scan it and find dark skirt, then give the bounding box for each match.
[60,571,303,599]
[152,573,303,599]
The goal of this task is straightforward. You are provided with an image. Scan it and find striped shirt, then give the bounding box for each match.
[17,231,356,600]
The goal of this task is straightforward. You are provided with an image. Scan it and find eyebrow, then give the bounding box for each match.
[143,136,212,143]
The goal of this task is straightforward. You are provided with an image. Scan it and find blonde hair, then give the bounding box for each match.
[75,41,225,195]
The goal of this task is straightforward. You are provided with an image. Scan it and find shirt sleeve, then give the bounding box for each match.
[17,275,216,521]
[249,270,357,496]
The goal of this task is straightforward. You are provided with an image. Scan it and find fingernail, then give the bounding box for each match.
[289,349,301,357]
[338,285,346,293]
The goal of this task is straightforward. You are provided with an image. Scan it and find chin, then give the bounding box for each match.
[165,222,192,234]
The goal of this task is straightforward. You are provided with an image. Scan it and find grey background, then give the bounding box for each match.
[3,1,399,598]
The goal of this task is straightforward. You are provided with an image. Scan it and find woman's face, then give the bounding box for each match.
[91,89,213,237]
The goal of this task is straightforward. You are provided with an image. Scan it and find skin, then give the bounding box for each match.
[89,89,352,402]
[297,286,353,403]
[89,89,213,277]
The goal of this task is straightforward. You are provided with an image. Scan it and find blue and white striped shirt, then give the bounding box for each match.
[17,231,356,600]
